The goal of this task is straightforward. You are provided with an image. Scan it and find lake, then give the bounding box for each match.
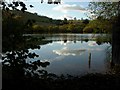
[27,34,111,76]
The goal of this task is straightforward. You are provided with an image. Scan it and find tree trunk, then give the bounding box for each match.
[112,15,120,65]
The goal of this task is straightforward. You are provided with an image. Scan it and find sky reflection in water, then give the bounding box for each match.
[29,34,111,76]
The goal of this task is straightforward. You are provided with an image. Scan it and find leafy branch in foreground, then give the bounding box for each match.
[2,49,51,79]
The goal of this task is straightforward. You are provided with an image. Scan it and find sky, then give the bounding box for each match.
[22,0,90,20]
[22,0,119,20]
[5,0,98,20]
[5,0,120,20]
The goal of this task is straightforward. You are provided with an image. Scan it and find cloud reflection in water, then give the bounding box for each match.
[53,47,86,56]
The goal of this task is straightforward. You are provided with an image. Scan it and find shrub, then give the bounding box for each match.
[83,26,94,33]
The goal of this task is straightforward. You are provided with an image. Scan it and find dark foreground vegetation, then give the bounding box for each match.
[1,1,120,90]
[3,73,120,90]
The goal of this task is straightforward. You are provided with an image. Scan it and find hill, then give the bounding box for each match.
[10,10,63,26]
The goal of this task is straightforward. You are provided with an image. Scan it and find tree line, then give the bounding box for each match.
[2,10,113,34]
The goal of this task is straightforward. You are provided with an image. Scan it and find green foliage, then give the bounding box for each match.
[83,26,93,33]
[82,19,89,24]
[31,21,86,33]
[11,10,61,26]
[89,2,119,19]
[83,19,112,33]
[62,18,68,24]
[32,25,45,32]
[2,11,24,36]
[67,24,75,32]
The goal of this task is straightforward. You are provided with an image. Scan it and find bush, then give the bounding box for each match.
[83,26,94,33]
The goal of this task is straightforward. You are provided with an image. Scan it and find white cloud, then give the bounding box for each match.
[88,41,97,46]
[53,48,86,56]
[53,4,87,13]
[50,14,74,20]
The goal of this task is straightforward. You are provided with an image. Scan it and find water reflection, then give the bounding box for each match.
[53,47,86,56]
[27,34,111,75]
[88,52,92,69]
[88,41,97,46]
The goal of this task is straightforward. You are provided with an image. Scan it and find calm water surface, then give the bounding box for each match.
[28,34,111,76]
